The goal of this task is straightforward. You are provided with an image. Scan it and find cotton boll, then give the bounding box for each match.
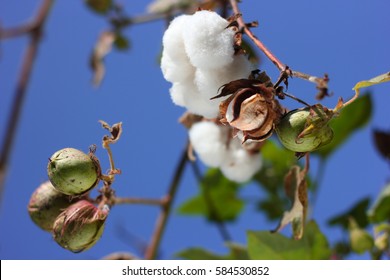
[162,15,189,60]
[169,82,186,107]
[220,139,262,183]
[224,55,254,81]
[183,10,235,69]
[195,55,253,101]
[161,52,195,83]
[189,121,228,167]
[169,81,219,118]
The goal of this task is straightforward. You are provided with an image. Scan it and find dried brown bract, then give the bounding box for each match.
[211,71,285,143]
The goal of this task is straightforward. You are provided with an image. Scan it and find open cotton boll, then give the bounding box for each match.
[161,53,195,83]
[220,140,262,183]
[195,55,253,101]
[224,55,254,81]
[189,121,228,167]
[183,10,235,69]
[170,81,219,118]
[162,15,189,60]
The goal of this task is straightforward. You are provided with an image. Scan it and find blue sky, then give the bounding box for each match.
[0,0,389,259]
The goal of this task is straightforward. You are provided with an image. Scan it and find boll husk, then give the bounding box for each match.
[47,148,100,195]
[213,75,285,143]
[28,181,77,231]
[52,200,109,253]
[275,106,334,153]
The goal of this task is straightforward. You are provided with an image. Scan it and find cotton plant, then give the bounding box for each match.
[161,10,264,182]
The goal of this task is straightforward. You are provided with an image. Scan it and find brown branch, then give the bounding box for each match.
[0,24,35,39]
[229,0,329,95]
[144,143,189,260]
[0,0,54,203]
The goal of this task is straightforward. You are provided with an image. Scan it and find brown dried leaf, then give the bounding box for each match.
[272,165,308,239]
[99,120,123,145]
[90,31,115,87]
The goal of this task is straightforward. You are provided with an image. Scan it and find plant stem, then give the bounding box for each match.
[0,0,54,204]
[229,0,329,91]
[144,143,189,260]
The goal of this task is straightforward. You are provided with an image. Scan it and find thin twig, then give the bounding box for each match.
[114,197,163,206]
[229,0,329,91]
[0,0,54,204]
[144,143,189,260]
[0,24,35,39]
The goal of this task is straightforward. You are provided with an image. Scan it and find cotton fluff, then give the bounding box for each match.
[182,10,235,69]
[170,81,217,117]
[161,15,195,83]
[161,10,254,118]
[189,121,262,182]
[188,121,227,167]
[220,140,262,183]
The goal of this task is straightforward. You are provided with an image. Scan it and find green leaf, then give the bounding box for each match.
[353,72,390,90]
[373,129,390,161]
[176,243,249,260]
[176,248,225,260]
[316,94,372,158]
[254,140,298,220]
[114,33,130,51]
[328,197,371,230]
[85,0,112,14]
[241,38,260,65]
[373,224,390,252]
[368,183,390,223]
[247,221,331,260]
[349,218,374,254]
[177,168,244,222]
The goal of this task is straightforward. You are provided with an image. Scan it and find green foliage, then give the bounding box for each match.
[368,183,390,223]
[247,221,331,260]
[85,0,112,14]
[176,243,249,260]
[328,197,371,230]
[254,140,297,220]
[349,229,374,254]
[241,38,260,65]
[114,33,130,50]
[373,129,390,161]
[177,168,244,222]
[316,94,372,158]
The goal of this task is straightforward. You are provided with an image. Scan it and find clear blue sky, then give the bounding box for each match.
[0,0,389,259]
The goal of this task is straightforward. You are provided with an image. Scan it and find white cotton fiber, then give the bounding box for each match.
[161,11,254,117]
[183,10,235,69]
[220,139,262,183]
[162,15,189,60]
[170,81,219,118]
[194,55,253,100]
[161,53,195,83]
[189,121,228,167]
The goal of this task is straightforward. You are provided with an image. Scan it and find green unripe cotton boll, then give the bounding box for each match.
[47,148,100,195]
[275,107,334,153]
[52,200,109,253]
[28,181,76,231]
